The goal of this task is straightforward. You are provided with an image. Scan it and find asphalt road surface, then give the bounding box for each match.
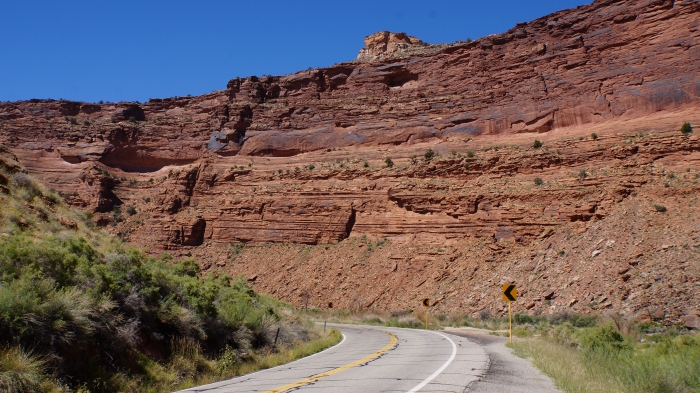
[179,324,489,393]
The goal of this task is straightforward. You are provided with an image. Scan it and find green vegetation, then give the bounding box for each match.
[681,122,693,135]
[591,133,598,140]
[653,204,667,212]
[466,150,475,158]
[533,140,543,149]
[384,157,394,168]
[534,177,544,186]
[0,158,339,392]
[424,148,436,160]
[577,169,588,180]
[512,323,700,393]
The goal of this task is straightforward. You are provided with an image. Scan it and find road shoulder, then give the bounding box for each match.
[445,327,562,393]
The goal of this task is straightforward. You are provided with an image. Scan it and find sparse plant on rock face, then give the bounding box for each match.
[128,116,136,123]
[534,177,544,186]
[591,133,598,140]
[467,151,475,158]
[576,169,588,180]
[384,157,394,168]
[653,204,667,212]
[681,122,693,134]
[424,148,435,160]
[126,206,136,216]
[533,140,543,149]
[112,206,123,222]
[410,155,418,164]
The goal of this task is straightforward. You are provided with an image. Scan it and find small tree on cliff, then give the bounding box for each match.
[681,122,693,135]
[424,149,436,161]
[384,157,394,168]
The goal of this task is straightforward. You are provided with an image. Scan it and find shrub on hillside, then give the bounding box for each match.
[681,122,693,134]
[0,170,319,392]
[533,140,543,149]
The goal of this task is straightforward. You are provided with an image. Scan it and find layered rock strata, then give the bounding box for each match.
[0,0,699,321]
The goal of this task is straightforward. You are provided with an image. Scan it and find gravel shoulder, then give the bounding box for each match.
[445,327,562,393]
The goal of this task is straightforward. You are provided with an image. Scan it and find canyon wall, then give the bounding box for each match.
[0,0,699,322]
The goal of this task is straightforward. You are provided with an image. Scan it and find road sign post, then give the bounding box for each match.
[502,284,517,344]
[325,302,333,334]
[422,298,430,330]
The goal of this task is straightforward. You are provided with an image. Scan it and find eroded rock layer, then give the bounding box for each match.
[0,0,699,322]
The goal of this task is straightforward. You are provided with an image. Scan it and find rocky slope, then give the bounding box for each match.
[0,0,699,325]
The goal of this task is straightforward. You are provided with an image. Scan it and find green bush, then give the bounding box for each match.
[467,151,474,158]
[591,132,598,140]
[578,324,631,352]
[533,140,543,149]
[534,177,544,186]
[681,122,692,135]
[424,149,435,160]
[514,313,534,325]
[653,204,667,212]
[384,157,394,168]
[0,169,319,392]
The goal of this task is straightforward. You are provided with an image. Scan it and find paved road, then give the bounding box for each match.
[179,324,489,393]
[447,327,561,393]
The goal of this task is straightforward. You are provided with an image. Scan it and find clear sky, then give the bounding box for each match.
[1,0,590,103]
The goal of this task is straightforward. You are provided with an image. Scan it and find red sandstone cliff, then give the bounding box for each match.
[0,0,699,323]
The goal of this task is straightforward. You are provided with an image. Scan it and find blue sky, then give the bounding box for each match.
[1,1,589,103]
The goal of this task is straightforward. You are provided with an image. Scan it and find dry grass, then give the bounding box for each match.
[155,328,343,393]
[511,339,620,393]
[511,333,700,393]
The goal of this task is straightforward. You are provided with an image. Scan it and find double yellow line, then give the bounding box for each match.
[262,330,398,393]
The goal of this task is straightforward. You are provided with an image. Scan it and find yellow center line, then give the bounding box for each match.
[262,330,398,393]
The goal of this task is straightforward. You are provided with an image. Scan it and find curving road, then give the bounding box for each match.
[179,324,489,393]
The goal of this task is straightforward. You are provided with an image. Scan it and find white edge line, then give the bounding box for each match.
[177,333,347,392]
[405,331,458,393]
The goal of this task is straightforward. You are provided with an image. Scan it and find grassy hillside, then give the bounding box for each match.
[0,146,339,392]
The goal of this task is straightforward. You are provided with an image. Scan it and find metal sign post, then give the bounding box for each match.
[325,302,333,334]
[502,284,517,344]
[422,298,430,330]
